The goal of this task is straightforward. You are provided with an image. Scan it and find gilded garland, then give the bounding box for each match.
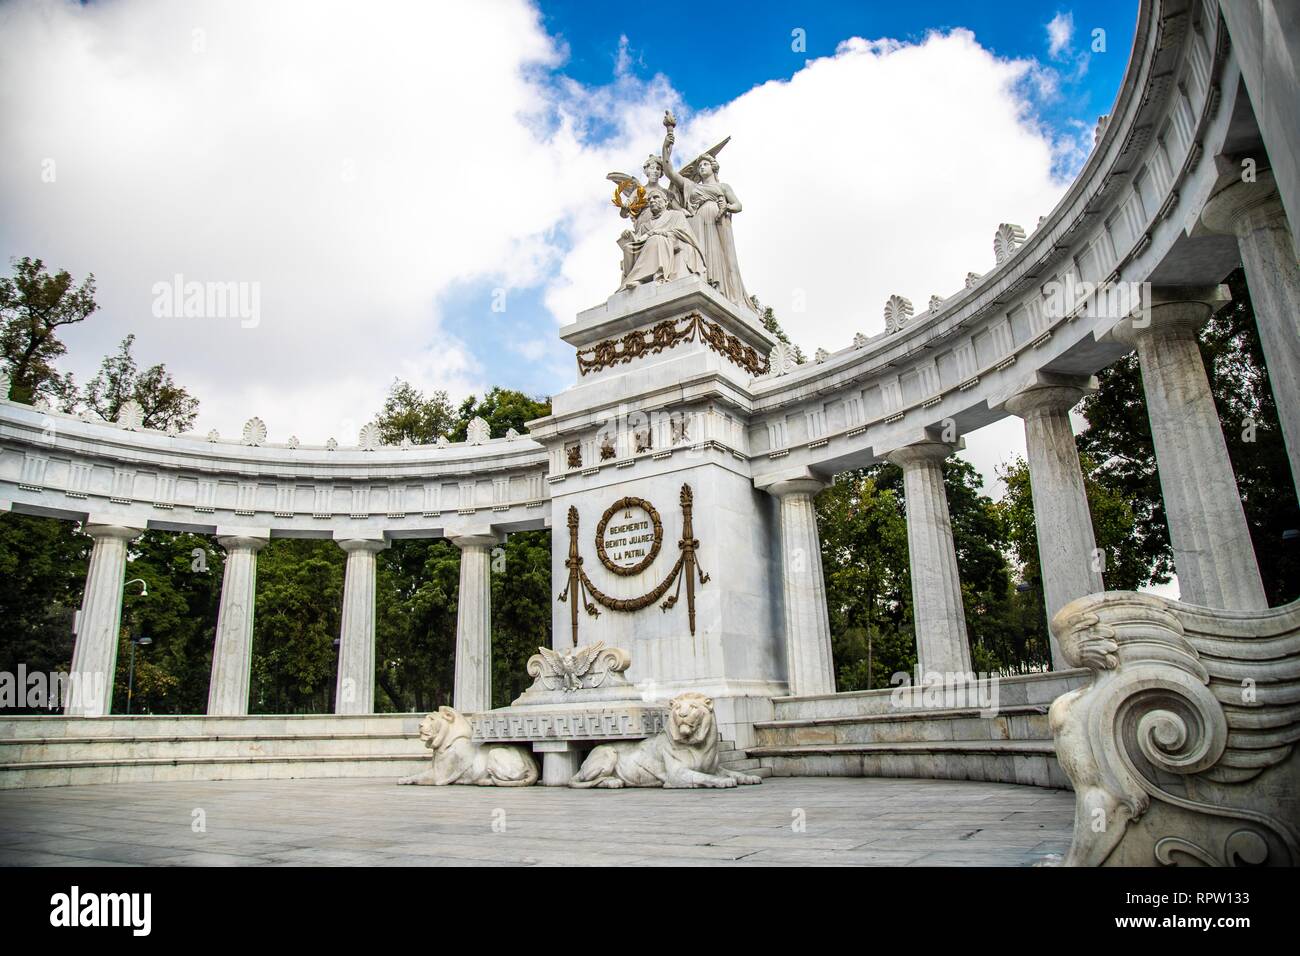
[575,312,770,378]
[558,484,709,645]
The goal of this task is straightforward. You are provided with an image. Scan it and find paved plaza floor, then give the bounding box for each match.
[0,777,1073,866]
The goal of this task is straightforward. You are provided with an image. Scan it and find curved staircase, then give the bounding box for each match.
[743,671,1085,789]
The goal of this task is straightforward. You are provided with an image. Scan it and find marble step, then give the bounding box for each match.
[770,670,1086,721]
[749,739,1067,789]
[0,752,431,790]
[2,731,428,764]
[0,713,423,740]
[754,704,1052,748]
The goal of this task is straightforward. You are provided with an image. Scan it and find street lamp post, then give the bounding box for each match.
[122,578,150,714]
[125,635,152,715]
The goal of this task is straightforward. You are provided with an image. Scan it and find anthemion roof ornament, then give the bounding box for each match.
[357,422,380,451]
[206,428,220,442]
[993,223,1027,264]
[965,272,983,288]
[241,416,267,446]
[928,294,945,313]
[852,332,868,348]
[324,437,338,451]
[286,435,300,449]
[884,295,914,334]
[466,416,491,446]
[767,340,796,376]
[116,400,144,430]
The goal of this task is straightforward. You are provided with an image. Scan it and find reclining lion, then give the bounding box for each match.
[569,692,762,789]
[397,706,539,787]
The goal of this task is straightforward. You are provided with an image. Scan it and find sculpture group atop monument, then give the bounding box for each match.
[607,111,753,310]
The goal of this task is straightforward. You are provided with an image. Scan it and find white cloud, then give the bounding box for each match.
[1046,11,1075,59]
[2,2,1087,496]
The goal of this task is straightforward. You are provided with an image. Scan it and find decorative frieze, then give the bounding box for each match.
[574,311,769,377]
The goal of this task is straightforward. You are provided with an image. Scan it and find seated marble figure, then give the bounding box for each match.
[619,187,705,291]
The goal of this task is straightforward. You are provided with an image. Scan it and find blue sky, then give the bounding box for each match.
[540,0,1135,144]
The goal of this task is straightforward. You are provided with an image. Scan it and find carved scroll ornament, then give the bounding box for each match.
[1048,592,1300,867]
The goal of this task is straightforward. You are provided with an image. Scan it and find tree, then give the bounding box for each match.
[448,387,550,441]
[753,298,806,364]
[0,257,97,406]
[0,513,89,712]
[374,539,461,712]
[376,378,456,446]
[111,532,223,714]
[250,540,345,714]
[82,334,200,431]
[818,459,1046,688]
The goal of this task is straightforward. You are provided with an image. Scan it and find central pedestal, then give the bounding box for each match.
[528,276,784,748]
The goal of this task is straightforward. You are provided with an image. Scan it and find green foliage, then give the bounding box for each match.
[0,514,88,711]
[110,532,223,714]
[818,460,1049,687]
[753,299,806,364]
[490,530,553,707]
[82,335,200,432]
[375,538,461,712]
[249,539,345,714]
[376,378,456,445]
[0,257,97,406]
[448,386,551,441]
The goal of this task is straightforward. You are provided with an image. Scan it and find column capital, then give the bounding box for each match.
[1110,285,1229,346]
[447,528,503,549]
[333,533,389,554]
[1201,169,1286,237]
[83,519,146,542]
[1003,381,1093,418]
[886,439,961,469]
[216,526,270,553]
[756,466,830,498]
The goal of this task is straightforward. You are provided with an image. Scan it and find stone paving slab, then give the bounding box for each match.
[0,777,1072,866]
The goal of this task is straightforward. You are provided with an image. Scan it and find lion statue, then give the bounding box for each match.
[569,692,762,789]
[397,706,539,787]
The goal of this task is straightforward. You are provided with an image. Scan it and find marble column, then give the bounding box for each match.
[206,530,269,716]
[1202,171,1300,495]
[333,535,388,715]
[1113,287,1267,610]
[66,521,144,716]
[450,531,501,713]
[887,441,974,677]
[766,476,836,697]
[1004,383,1104,668]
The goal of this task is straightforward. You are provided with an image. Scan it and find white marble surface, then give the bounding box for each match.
[206,530,268,716]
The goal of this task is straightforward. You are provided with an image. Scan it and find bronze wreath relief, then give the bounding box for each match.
[558,483,709,645]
